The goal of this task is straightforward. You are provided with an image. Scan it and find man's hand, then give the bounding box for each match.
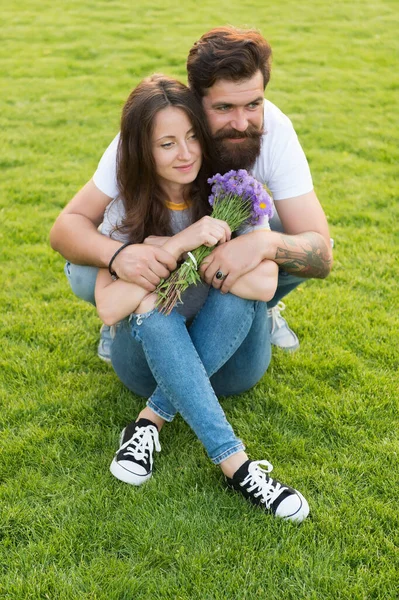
[200,233,268,294]
[112,244,177,291]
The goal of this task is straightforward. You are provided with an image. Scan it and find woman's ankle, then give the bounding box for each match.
[219,451,249,478]
[138,406,166,431]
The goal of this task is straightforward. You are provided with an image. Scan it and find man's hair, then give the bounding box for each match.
[187,26,272,97]
[116,74,212,243]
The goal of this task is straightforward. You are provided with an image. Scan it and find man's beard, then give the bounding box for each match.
[211,124,263,173]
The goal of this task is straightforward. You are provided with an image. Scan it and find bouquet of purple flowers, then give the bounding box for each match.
[156,169,273,315]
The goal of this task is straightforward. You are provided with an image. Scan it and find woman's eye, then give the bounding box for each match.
[161,142,174,149]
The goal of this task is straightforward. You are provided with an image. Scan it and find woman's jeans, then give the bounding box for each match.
[63,262,303,463]
[113,288,270,464]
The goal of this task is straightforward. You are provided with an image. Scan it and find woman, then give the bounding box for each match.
[95,74,309,522]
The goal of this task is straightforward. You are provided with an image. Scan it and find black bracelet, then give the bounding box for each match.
[108,242,134,279]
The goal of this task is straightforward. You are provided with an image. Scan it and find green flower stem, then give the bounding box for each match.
[156,194,253,314]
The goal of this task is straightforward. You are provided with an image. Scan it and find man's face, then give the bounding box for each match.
[201,70,265,171]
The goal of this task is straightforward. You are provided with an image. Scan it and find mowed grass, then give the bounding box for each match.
[1,0,398,598]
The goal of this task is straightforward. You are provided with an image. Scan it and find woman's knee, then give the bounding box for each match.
[196,288,256,326]
[211,350,271,397]
[212,372,264,397]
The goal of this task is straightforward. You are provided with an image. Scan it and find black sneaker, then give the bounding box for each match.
[226,460,309,522]
[110,418,161,485]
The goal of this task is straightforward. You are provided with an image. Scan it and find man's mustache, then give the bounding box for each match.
[213,125,263,141]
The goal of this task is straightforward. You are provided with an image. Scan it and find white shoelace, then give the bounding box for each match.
[240,460,288,509]
[267,301,286,334]
[119,425,161,466]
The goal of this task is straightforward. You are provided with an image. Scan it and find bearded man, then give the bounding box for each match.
[51,26,332,359]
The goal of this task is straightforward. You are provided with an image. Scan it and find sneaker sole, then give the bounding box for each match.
[271,339,300,352]
[97,352,112,364]
[110,458,152,486]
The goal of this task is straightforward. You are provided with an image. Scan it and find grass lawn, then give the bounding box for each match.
[1,0,398,598]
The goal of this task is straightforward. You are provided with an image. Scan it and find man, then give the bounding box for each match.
[51,26,332,360]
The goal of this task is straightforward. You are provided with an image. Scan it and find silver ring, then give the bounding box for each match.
[215,270,227,280]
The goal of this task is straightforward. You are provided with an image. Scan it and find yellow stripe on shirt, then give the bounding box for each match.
[165,200,191,211]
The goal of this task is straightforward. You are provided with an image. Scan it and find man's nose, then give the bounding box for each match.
[230,110,248,132]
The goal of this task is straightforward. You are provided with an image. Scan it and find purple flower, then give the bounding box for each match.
[157,171,273,315]
[207,170,273,225]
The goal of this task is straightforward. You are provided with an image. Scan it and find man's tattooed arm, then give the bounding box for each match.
[274,232,332,278]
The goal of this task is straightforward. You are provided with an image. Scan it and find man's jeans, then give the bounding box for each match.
[64,262,98,305]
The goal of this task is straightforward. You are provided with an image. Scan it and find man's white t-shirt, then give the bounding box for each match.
[92,99,312,319]
[93,99,313,204]
[252,100,313,200]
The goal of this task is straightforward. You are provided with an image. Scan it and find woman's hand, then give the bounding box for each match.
[143,235,171,247]
[165,216,231,259]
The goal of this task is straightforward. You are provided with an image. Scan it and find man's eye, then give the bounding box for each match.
[216,106,230,112]
[248,102,261,109]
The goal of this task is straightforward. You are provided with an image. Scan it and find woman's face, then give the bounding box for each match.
[152,106,203,192]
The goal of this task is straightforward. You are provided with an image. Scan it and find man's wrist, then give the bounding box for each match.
[249,229,279,262]
[100,239,126,269]
[108,242,134,278]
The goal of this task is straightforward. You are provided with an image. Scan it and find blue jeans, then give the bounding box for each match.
[111,288,270,464]
[64,262,98,305]
[63,263,303,463]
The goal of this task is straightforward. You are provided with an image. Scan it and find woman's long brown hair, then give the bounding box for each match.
[115,74,213,243]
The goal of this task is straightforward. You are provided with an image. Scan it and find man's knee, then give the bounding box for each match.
[64,262,98,305]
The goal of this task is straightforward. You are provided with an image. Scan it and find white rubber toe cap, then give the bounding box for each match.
[110,459,151,486]
[275,491,310,523]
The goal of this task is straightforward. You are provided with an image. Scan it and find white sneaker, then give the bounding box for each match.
[267,301,299,352]
[97,324,114,363]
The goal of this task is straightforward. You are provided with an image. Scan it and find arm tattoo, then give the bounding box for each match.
[275,232,332,278]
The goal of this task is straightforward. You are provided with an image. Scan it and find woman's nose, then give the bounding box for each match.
[178,142,191,160]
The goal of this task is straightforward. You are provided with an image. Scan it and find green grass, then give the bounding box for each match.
[1,0,398,597]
